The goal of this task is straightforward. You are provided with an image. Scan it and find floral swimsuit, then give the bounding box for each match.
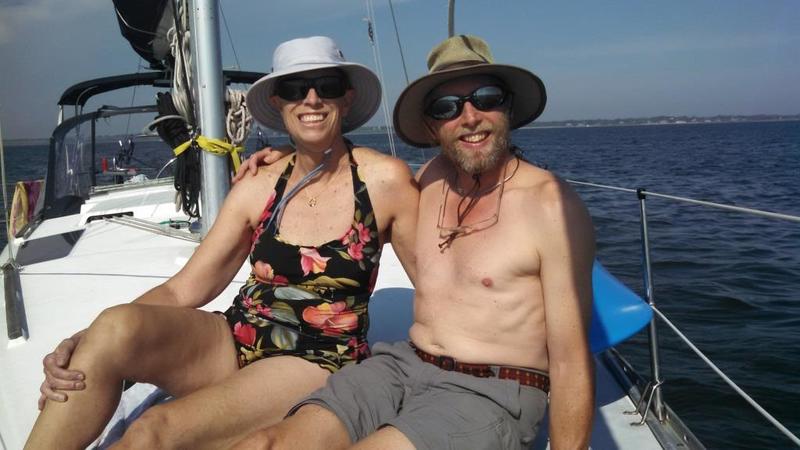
[222,150,381,373]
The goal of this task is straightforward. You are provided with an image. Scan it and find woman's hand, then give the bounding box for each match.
[38,330,87,409]
[232,146,291,183]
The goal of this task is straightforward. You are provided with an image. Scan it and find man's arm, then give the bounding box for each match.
[358,151,419,285]
[232,145,293,183]
[537,178,596,449]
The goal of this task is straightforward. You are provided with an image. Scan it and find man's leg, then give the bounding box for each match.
[351,426,415,450]
[230,404,351,450]
[112,355,330,449]
[231,342,414,450]
[25,304,239,449]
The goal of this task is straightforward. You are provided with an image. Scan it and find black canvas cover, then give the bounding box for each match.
[112,0,172,69]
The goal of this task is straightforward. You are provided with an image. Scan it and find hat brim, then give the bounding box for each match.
[246,62,382,134]
[393,64,546,148]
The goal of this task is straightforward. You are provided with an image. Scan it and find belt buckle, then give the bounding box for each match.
[437,355,456,371]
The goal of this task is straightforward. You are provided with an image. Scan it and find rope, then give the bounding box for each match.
[124,57,143,137]
[387,0,410,85]
[162,0,251,218]
[218,0,241,69]
[173,135,242,173]
[170,1,249,160]
[167,1,195,125]
[225,89,252,147]
[364,0,398,157]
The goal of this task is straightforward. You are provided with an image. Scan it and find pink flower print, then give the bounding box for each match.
[347,242,364,261]
[259,191,276,222]
[302,301,358,335]
[253,261,288,286]
[251,223,265,248]
[341,228,355,246]
[251,191,277,248]
[242,295,255,309]
[299,248,331,276]
[255,304,272,317]
[354,222,371,243]
[367,266,379,292]
[347,337,371,360]
[233,322,256,346]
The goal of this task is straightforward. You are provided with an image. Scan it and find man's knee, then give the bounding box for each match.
[231,427,287,450]
[114,405,177,449]
[232,405,350,450]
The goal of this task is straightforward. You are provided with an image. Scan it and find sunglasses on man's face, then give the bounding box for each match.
[274,75,349,101]
[424,85,509,120]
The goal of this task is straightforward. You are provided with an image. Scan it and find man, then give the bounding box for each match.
[235,34,596,449]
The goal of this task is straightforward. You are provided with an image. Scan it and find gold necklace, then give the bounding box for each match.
[302,161,346,207]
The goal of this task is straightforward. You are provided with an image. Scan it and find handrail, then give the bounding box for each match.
[568,180,800,222]
[569,179,800,445]
[651,306,800,446]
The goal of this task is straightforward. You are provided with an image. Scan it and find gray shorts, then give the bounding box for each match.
[289,341,547,450]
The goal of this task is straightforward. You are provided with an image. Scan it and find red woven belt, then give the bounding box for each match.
[412,345,550,393]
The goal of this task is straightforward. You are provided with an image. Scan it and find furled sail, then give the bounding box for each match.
[112,0,173,69]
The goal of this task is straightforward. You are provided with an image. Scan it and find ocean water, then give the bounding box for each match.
[2,121,798,448]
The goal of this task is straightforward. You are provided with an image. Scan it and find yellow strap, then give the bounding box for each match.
[173,136,242,173]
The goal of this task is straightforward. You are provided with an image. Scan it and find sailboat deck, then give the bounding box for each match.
[2,186,669,449]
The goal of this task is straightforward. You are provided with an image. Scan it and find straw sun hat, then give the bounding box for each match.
[246,36,382,134]
[393,35,547,148]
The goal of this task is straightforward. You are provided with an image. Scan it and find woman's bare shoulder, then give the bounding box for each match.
[351,145,414,180]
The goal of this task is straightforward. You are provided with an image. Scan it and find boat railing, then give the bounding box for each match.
[568,179,800,447]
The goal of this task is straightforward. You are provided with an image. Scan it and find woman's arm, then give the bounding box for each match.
[356,150,419,285]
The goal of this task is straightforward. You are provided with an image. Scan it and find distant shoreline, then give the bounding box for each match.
[5,115,799,145]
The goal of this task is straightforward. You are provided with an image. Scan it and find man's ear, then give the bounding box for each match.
[422,118,440,145]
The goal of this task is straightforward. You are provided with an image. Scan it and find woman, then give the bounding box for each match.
[28,36,417,449]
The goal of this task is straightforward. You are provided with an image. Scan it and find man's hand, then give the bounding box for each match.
[232,146,291,183]
[38,330,87,410]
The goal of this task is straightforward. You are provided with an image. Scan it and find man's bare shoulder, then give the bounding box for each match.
[416,155,449,188]
[510,159,591,229]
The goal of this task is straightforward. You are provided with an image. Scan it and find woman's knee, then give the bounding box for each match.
[83,304,149,358]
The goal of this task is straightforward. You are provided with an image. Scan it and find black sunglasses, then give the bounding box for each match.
[424,85,509,120]
[274,75,349,101]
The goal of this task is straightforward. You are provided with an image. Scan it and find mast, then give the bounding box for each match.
[447,0,455,37]
[189,0,228,235]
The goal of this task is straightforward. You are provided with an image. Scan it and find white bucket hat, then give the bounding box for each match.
[246,36,382,134]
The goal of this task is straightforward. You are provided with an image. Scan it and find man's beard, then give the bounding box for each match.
[440,116,511,174]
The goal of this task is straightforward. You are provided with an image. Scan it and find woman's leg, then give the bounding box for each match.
[111,355,330,449]
[25,303,239,450]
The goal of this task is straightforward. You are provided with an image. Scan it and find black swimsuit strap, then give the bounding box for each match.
[269,155,295,207]
[265,144,369,232]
